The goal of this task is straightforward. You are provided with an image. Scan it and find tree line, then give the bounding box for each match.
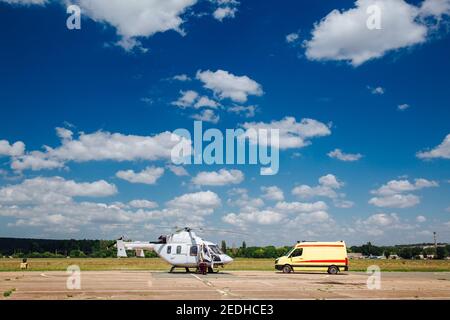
[1,238,449,259]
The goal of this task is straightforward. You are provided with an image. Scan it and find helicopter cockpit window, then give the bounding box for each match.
[209,245,222,255]
[176,245,182,254]
[190,245,198,256]
[167,246,172,254]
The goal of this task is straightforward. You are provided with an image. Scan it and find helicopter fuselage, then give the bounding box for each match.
[117,230,233,269]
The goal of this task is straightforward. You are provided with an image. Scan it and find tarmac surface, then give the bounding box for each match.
[1,270,450,300]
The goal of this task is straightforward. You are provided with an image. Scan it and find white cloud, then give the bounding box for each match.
[213,6,237,21]
[304,0,430,66]
[369,178,437,208]
[172,74,191,81]
[261,186,284,201]
[292,174,343,199]
[398,103,411,111]
[116,166,164,185]
[416,215,427,223]
[371,178,438,196]
[227,188,264,212]
[11,129,190,171]
[328,148,363,161]
[192,169,243,186]
[241,117,331,149]
[223,210,284,227]
[72,0,197,51]
[274,201,328,213]
[166,190,221,213]
[368,86,385,95]
[172,90,199,108]
[417,134,450,160]
[0,176,117,205]
[286,32,300,43]
[191,109,220,123]
[194,96,220,109]
[172,90,220,109]
[196,69,263,103]
[129,199,158,209]
[420,0,450,18]
[1,0,46,5]
[365,213,400,227]
[166,165,189,176]
[212,0,239,21]
[369,194,420,208]
[228,105,257,118]
[0,140,25,157]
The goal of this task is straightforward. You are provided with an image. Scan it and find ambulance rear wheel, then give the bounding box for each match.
[327,265,339,275]
[282,265,293,273]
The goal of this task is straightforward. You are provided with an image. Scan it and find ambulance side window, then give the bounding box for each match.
[167,246,172,254]
[290,248,303,257]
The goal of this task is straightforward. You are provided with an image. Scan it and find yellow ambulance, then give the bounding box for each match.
[275,241,348,274]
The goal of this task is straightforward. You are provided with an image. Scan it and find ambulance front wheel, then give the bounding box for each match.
[282,265,293,273]
[327,265,339,275]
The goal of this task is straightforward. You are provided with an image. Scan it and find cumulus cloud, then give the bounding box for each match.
[303,0,450,66]
[241,116,331,150]
[369,178,438,208]
[0,188,221,234]
[166,165,189,176]
[192,169,244,186]
[261,186,284,201]
[11,128,191,171]
[116,166,164,185]
[223,210,284,227]
[212,0,239,21]
[328,148,363,162]
[274,201,328,213]
[196,69,263,103]
[292,174,343,199]
[0,140,25,157]
[369,194,420,208]
[191,109,220,123]
[128,199,159,209]
[0,176,117,205]
[416,215,427,223]
[368,86,385,95]
[172,74,191,81]
[70,0,197,51]
[172,90,199,108]
[228,105,257,118]
[166,190,221,215]
[286,32,300,43]
[371,178,438,196]
[417,134,450,159]
[1,0,46,5]
[398,103,411,111]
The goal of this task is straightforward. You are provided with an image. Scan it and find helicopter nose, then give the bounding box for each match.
[222,255,233,264]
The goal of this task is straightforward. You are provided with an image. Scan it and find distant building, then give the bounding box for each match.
[348,253,364,259]
[388,254,400,260]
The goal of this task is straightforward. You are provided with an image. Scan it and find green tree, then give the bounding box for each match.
[221,240,227,254]
[242,241,247,249]
[436,247,449,259]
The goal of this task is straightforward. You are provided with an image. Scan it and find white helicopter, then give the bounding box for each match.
[116,227,234,273]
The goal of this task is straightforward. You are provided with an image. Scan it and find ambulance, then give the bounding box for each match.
[275,241,348,274]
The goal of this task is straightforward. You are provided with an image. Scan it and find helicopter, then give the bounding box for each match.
[116,227,235,273]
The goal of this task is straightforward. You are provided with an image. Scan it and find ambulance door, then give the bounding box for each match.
[290,248,304,271]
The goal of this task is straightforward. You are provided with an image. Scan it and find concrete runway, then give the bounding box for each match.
[1,271,450,300]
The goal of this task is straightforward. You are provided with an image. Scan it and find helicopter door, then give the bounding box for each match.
[171,244,188,265]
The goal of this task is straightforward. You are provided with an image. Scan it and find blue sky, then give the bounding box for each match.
[0,0,449,246]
